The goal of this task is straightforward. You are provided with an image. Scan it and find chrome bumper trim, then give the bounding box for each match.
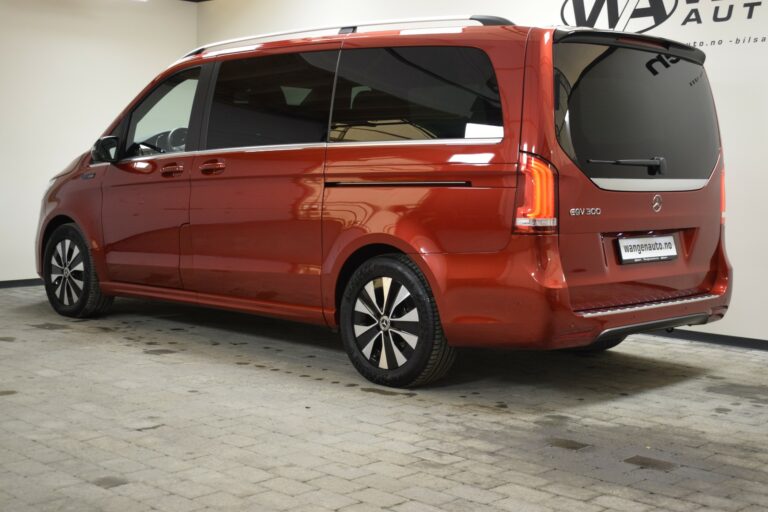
[576,294,720,318]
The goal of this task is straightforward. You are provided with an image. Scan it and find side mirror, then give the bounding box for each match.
[91,136,120,164]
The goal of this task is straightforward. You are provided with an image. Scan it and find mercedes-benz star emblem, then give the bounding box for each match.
[652,194,663,213]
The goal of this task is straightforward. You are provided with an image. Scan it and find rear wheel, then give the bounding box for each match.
[43,224,112,318]
[339,254,455,388]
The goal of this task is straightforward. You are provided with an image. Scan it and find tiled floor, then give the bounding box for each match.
[1,286,766,511]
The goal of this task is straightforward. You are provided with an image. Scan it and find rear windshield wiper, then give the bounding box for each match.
[587,156,666,176]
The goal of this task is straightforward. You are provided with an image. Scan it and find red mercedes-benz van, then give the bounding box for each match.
[36,16,731,387]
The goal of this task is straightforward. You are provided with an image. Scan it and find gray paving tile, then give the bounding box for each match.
[0,287,766,511]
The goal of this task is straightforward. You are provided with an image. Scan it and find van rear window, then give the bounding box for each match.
[553,43,719,180]
[330,46,503,142]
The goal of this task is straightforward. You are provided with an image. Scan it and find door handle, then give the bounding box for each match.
[200,161,226,175]
[161,164,184,178]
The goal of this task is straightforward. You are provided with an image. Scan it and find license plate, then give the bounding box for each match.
[617,235,677,264]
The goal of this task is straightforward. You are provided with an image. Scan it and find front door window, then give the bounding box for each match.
[125,67,200,158]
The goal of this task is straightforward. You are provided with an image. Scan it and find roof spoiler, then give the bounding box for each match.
[553,28,706,65]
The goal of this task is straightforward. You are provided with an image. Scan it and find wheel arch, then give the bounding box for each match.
[333,243,407,325]
[39,215,78,267]
[38,213,106,282]
[326,235,445,329]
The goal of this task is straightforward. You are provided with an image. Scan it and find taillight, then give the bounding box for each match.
[720,169,726,223]
[514,153,558,234]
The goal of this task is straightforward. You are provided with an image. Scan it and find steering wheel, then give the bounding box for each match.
[169,127,188,152]
[139,141,165,154]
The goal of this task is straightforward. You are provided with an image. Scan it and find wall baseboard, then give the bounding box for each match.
[0,278,43,289]
[650,328,768,351]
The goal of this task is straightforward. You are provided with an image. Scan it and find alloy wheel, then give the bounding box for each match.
[352,276,420,370]
[49,238,85,306]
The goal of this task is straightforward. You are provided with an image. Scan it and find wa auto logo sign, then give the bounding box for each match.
[561,0,678,33]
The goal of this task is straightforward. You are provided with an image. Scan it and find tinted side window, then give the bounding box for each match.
[126,67,200,158]
[206,51,338,149]
[330,46,503,143]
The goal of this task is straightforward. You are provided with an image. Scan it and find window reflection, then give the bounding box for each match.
[331,47,503,142]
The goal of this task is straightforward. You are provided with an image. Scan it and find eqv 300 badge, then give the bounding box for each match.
[569,207,602,216]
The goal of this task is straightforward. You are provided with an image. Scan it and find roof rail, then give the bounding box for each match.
[183,14,514,58]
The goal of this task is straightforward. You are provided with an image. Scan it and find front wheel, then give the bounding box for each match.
[339,254,455,388]
[43,223,113,318]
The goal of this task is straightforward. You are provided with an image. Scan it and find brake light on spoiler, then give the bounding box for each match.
[514,153,558,234]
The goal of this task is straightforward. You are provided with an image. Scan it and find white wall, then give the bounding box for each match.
[0,0,197,281]
[198,0,767,340]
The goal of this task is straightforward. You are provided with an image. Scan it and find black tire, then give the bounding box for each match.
[339,254,455,388]
[570,335,627,353]
[43,223,113,318]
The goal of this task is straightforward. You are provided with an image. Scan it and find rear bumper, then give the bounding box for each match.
[592,313,709,345]
[569,296,727,349]
[417,234,731,349]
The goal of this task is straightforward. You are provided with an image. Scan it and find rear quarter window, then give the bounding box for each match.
[330,46,503,142]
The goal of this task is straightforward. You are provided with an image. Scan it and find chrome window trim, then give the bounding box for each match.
[108,138,502,164]
[327,138,503,148]
[197,142,328,155]
[591,178,710,192]
[113,153,186,164]
[576,294,720,318]
[111,142,329,164]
